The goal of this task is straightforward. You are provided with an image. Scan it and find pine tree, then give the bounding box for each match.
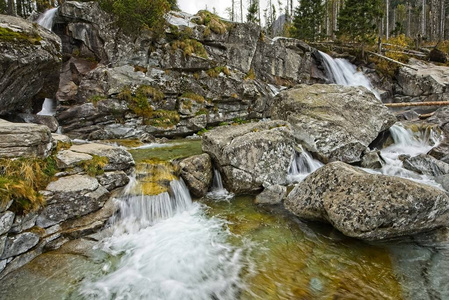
[290,0,325,41]
[337,0,383,55]
[247,0,260,23]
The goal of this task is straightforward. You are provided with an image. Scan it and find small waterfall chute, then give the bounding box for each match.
[36,7,58,31]
[287,146,323,183]
[318,50,380,99]
[37,98,56,116]
[207,169,234,201]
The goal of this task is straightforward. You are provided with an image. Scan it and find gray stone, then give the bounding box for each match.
[17,114,59,132]
[429,141,449,164]
[202,120,295,194]
[37,175,109,228]
[0,212,15,236]
[255,184,287,205]
[0,201,12,214]
[9,213,37,234]
[271,84,396,163]
[69,143,135,173]
[435,175,449,192]
[0,232,40,259]
[403,154,449,177]
[0,14,61,115]
[96,171,130,191]
[55,150,93,169]
[0,119,52,158]
[285,162,449,240]
[0,235,6,258]
[180,154,213,198]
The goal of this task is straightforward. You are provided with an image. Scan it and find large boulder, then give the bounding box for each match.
[403,154,449,177]
[202,120,296,194]
[36,175,109,228]
[0,119,52,158]
[285,162,449,240]
[271,84,396,163]
[0,14,61,115]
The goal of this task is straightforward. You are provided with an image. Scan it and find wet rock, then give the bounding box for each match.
[403,154,449,177]
[435,175,449,192]
[16,114,59,132]
[0,235,6,257]
[179,154,213,198]
[202,120,295,194]
[0,14,61,115]
[9,213,37,234]
[0,232,40,259]
[55,150,93,169]
[0,212,15,236]
[428,141,449,163]
[361,150,384,169]
[69,143,135,173]
[271,84,396,163]
[285,162,449,240]
[255,184,287,205]
[429,48,447,63]
[96,171,130,191]
[0,119,52,158]
[37,175,109,228]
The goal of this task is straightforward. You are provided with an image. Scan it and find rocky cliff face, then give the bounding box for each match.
[51,2,323,139]
[0,14,61,116]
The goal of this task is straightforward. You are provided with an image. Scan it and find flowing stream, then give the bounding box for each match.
[36,7,58,30]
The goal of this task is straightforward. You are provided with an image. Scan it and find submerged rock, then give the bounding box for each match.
[271,84,396,163]
[285,162,449,240]
[179,154,213,198]
[255,184,287,205]
[202,120,295,194]
[0,119,52,158]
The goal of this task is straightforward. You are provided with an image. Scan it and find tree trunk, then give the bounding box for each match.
[240,0,243,22]
[422,0,426,36]
[7,0,16,16]
[386,0,389,39]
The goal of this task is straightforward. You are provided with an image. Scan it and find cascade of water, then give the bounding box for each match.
[206,169,234,201]
[318,50,380,99]
[78,163,245,299]
[287,146,323,182]
[364,123,444,188]
[36,7,58,31]
[37,98,56,116]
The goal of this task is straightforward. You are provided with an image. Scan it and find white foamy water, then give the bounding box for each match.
[206,169,234,201]
[319,51,380,99]
[36,7,58,31]
[79,173,244,299]
[365,123,444,188]
[287,146,323,183]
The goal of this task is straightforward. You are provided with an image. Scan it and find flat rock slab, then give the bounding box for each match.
[285,161,449,241]
[202,120,295,194]
[271,84,396,163]
[0,119,52,158]
[56,150,93,169]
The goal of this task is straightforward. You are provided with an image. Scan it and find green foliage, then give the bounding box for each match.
[99,0,171,34]
[195,108,208,116]
[290,0,324,41]
[79,155,109,177]
[0,157,58,213]
[0,27,41,45]
[148,110,180,128]
[244,68,256,80]
[194,10,229,35]
[137,85,164,102]
[337,0,382,45]
[247,0,260,23]
[232,117,249,125]
[205,66,230,78]
[197,128,209,135]
[88,95,107,105]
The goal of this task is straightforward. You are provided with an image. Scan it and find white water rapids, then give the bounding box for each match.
[206,169,234,201]
[36,7,58,30]
[79,176,244,299]
[318,50,380,99]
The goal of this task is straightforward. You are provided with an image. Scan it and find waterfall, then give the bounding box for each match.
[318,50,380,99]
[78,162,244,299]
[36,7,58,31]
[287,146,323,182]
[206,169,234,201]
[37,98,56,116]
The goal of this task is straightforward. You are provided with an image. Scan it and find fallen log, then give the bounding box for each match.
[386,101,449,107]
[368,51,419,70]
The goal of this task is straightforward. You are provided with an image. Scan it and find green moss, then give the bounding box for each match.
[206,66,230,78]
[128,140,203,162]
[0,27,41,45]
[137,85,164,102]
[244,68,256,80]
[88,95,107,106]
[171,38,208,59]
[148,110,180,128]
[195,108,208,116]
[194,10,230,35]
